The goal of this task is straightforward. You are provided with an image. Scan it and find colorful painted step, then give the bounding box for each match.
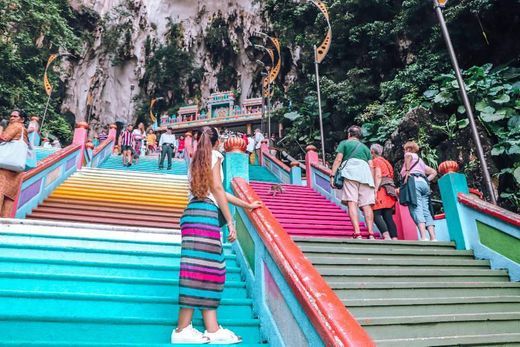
[99,155,188,175]
[0,227,268,346]
[249,181,369,238]
[293,237,520,346]
[249,165,280,183]
[27,168,189,229]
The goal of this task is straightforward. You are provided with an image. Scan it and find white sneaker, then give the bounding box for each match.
[171,324,209,344]
[204,326,242,344]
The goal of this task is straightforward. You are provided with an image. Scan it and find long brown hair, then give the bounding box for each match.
[190,126,219,199]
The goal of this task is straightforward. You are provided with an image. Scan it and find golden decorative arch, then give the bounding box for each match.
[43,54,57,96]
[268,37,282,84]
[310,0,332,63]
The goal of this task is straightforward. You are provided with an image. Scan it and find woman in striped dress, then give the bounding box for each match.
[171,126,261,344]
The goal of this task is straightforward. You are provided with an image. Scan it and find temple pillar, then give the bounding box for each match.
[305,145,319,188]
[72,122,89,169]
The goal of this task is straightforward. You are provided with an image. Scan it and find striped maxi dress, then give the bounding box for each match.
[178,199,226,309]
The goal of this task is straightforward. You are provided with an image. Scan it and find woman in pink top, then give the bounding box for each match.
[401,141,438,241]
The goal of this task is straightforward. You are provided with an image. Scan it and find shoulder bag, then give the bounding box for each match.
[333,141,362,189]
[0,127,29,172]
[398,159,419,206]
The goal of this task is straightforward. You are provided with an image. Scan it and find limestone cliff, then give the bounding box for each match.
[61,0,270,127]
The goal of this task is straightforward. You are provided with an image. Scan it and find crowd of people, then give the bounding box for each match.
[330,125,438,241]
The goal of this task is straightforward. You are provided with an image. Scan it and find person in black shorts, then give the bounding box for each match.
[119,124,135,167]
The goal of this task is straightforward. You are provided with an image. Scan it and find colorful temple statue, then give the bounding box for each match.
[178,105,199,122]
[160,113,170,127]
[208,91,235,119]
[242,98,263,115]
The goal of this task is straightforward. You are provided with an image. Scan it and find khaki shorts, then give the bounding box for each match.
[340,180,375,207]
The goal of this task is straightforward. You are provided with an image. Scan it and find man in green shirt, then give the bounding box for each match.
[330,125,375,239]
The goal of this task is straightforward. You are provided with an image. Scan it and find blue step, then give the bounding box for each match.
[0,290,254,319]
[0,317,263,343]
[0,233,233,257]
[0,256,242,281]
[0,233,235,255]
[249,165,280,183]
[0,229,266,345]
[0,272,248,298]
[0,243,239,268]
[1,343,268,347]
[99,156,187,175]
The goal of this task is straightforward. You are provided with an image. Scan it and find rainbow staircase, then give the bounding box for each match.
[27,168,188,229]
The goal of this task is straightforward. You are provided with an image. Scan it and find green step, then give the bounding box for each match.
[346,296,520,317]
[375,333,520,346]
[329,281,520,300]
[294,237,456,249]
[306,256,490,267]
[298,245,474,257]
[0,290,254,319]
[0,271,248,298]
[0,317,262,343]
[315,265,509,282]
[363,313,520,341]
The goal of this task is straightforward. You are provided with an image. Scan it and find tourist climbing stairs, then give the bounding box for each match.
[249,179,520,345]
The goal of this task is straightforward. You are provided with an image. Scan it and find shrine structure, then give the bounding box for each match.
[153,91,263,134]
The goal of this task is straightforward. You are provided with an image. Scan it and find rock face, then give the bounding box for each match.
[62,0,267,127]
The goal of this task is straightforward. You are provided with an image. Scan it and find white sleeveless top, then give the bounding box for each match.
[188,150,224,205]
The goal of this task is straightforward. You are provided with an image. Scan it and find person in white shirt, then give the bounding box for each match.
[246,135,255,154]
[253,128,264,164]
[158,128,176,170]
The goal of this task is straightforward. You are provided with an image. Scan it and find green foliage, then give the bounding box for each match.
[423,64,520,208]
[140,22,199,120]
[266,0,520,210]
[0,0,82,144]
[101,0,135,66]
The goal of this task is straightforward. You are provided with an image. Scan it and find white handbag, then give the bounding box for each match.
[0,128,29,172]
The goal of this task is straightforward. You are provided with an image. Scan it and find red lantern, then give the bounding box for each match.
[224,137,247,153]
[438,160,459,175]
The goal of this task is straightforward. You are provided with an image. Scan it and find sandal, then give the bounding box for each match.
[352,232,363,240]
[368,233,376,240]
